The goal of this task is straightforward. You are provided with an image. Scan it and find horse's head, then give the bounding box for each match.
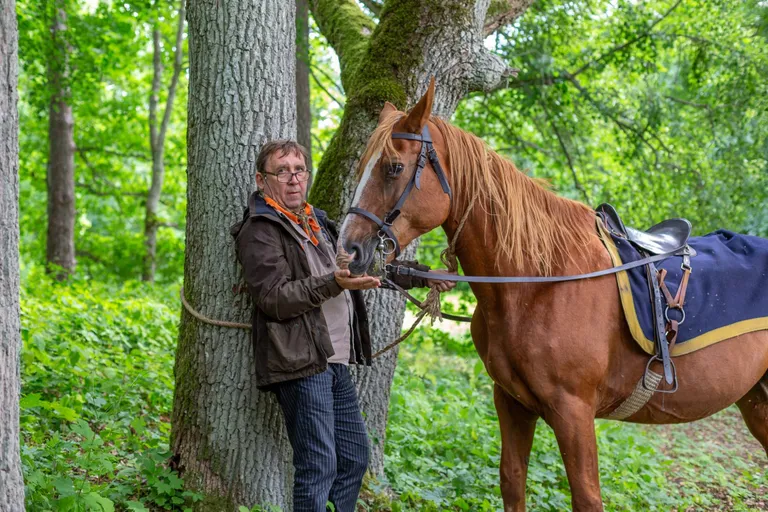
[339,79,453,275]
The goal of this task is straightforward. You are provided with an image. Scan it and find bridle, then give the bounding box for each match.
[346,123,684,286]
[347,124,452,259]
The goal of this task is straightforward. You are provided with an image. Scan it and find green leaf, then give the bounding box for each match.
[125,501,150,512]
[20,393,46,408]
[83,492,115,512]
[53,476,76,497]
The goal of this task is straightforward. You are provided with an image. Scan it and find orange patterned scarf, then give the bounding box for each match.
[264,195,321,247]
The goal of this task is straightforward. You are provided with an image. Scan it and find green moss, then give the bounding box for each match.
[311,0,476,216]
[486,0,512,19]
[312,0,375,89]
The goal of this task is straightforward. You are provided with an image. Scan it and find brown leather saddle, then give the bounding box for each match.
[596,204,695,391]
[596,203,692,256]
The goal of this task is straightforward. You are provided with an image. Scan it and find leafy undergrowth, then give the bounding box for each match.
[20,267,199,511]
[378,324,768,511]
[19,272,767,511]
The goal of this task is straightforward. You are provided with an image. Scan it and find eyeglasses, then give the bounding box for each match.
[263,170,310,183]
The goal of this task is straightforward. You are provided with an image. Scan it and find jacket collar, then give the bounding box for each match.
[230,191,332,242]
[249,191,330,226]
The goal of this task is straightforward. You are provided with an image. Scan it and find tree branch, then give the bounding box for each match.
[359,0,381,17]
[308,0,375,88]
[482,98,555,157]
[310,62,345,96]
[75,147,145,198]
[149,26,162,154]
[539,98,590,203]
[159,0,186,145]
[309,66,345,108]
[311,132,326,153]
[483,0,536,37]
[570,0,683,78]
[509,0,683,90]
[77,146,148,160]
[76,249,107,266]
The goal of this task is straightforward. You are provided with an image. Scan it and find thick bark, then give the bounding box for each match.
[0,0,25,507]
[308,0,534,477]
[144,0,185,282]
[296,0,312,172]
[484,0,534,36]
[171,0,296,510]
[46,4,76,280]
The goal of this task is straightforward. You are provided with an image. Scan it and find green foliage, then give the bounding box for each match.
[20,266,201,511]
[13,0,768,510]
[17,267,767,511]
[17,0,188,284]
[454,0,768,237]
[377,324,767,511]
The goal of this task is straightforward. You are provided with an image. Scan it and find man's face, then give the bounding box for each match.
[256,150,308,211]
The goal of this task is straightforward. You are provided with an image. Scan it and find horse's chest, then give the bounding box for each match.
[473,300,597,413]
[472,308,548,412]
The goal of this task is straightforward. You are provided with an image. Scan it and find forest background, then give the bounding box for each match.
[9,0,768,510]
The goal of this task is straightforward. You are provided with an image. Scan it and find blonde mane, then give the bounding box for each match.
[358,111,596,275]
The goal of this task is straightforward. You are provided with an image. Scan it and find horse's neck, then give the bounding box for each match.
[442,194,600,302]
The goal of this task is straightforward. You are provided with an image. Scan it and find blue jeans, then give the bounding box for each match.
[274,364,370,512]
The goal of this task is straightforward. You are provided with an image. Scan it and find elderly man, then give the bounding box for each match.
[230,140,452,512]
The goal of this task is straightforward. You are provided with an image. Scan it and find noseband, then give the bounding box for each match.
[347,124,452,258]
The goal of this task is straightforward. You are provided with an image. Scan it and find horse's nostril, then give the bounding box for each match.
[348,242,364,261]
[338,242,362,270]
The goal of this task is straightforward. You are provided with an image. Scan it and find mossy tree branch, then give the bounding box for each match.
[484,0,536,36]
[308,0,376,89]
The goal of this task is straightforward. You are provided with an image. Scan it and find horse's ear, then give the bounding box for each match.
[402,77,435,134]
[378,101,398,124]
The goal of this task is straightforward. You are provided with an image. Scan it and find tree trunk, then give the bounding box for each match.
[295,0,312,172]
[46,4,76,280]
[308,0,534,477]
[144,0,185,282]
[171,0,296,510]
[0,0,25,507]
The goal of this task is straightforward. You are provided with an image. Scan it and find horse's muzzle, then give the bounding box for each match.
[343,237,377,277]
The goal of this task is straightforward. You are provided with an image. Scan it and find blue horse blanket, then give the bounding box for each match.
[600,224,768,356]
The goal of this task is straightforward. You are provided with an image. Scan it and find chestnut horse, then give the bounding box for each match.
[338,82,768,511]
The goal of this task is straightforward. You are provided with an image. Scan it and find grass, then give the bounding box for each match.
[17,271,768,511]
[381,323,768,511]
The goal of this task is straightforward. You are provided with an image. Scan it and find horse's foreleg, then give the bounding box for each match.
[494,384,538,512]
[544,397,603,512]
[737,373,768,457]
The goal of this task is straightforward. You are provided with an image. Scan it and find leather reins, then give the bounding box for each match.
[385,250,678,284]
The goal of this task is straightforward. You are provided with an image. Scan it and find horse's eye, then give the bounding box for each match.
[386,163,404,178]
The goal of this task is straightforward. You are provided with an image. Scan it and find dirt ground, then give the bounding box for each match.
[653,407,768,511]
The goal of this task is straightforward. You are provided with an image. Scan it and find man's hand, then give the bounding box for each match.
[334,269,381,290]
[427,269,457,293]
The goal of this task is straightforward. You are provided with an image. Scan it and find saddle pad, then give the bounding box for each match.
[599,222,768,356]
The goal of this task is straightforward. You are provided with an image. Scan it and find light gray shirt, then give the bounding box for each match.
[285,215,353,365]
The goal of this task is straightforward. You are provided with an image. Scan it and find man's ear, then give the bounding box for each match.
[402,77,435,134]
[378,101,399,124]
[255,172,265,191]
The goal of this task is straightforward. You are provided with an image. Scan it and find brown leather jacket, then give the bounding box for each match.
[231,192,428,389]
